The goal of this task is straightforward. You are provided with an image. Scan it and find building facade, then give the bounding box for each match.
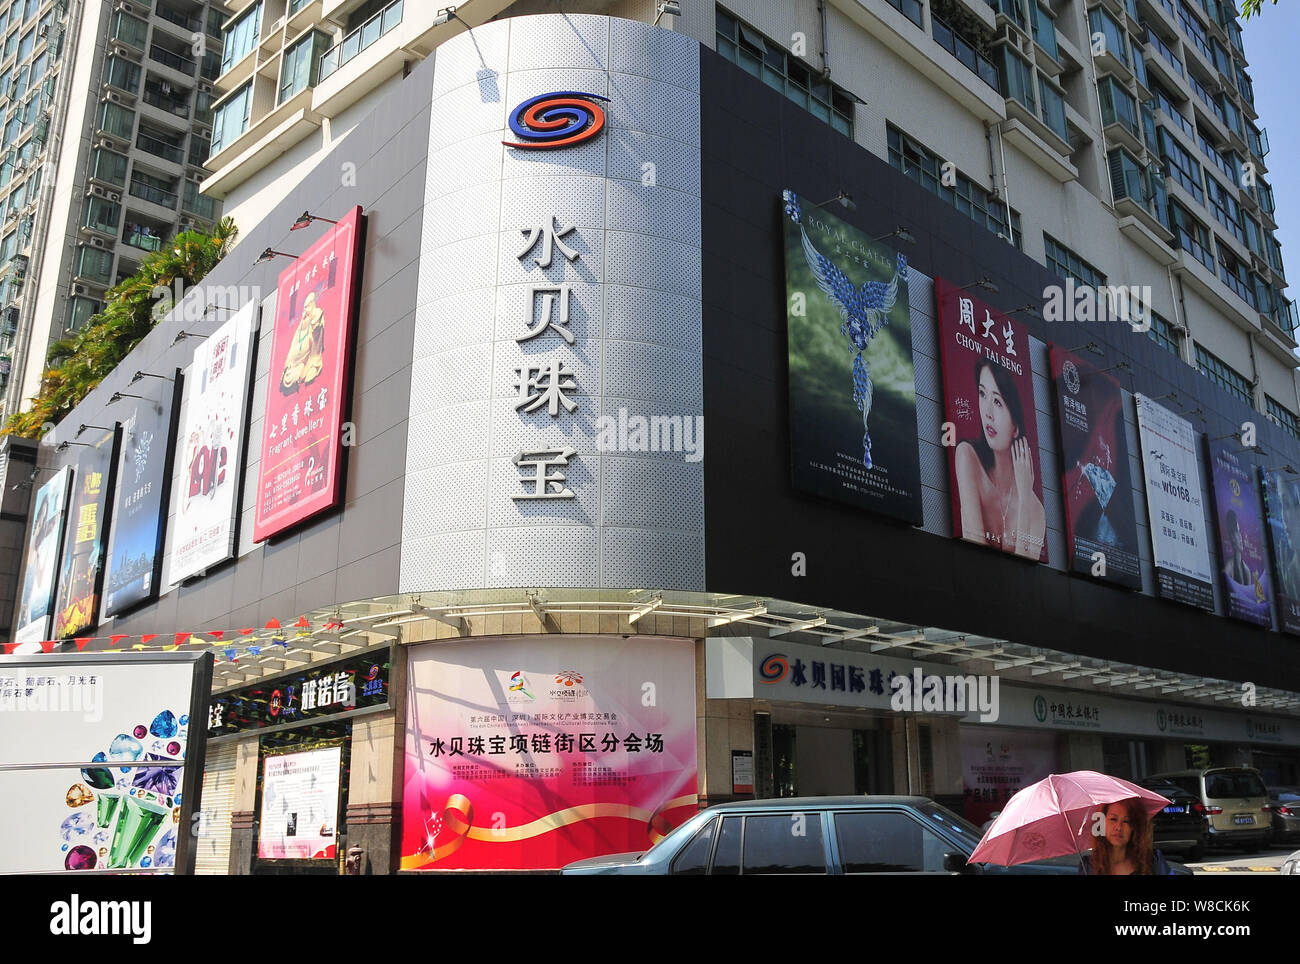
[2,9,1299,874]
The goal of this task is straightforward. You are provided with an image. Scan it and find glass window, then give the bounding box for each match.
[1266,396,1300,440]
[1159,127,1205,204]
[1148,310,1183,356]
[1089,8,1128,66]
[739,813,825,874]
[221,1,263,73]
[279,30,329,103]
[104,56,141,95]
[670,818,716,875]
[1045,234,1106,288]
[712,815,742,875]
[15,25,30,61]
[1195,344,1252,406]
[834,810,951,873]
[210,82,253,155]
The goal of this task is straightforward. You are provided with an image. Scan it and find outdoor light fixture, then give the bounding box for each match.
[1010,303,1042,318]
[204,303,233,315]
[290,211,338,232]
[1098,361,1132,375]
[76,423,113,438]
[1152,391,1178,402]
[812,192,856,212]
[872,226,915,244]
[958,276,999,293]
[172,330,202,346]
[1264,464,1300,475]
[255,247,298,265]
[434,5,465,26]
[108,392,144,405]
[55,441,91,453]
[653,1,682,25]
[1068,341,1102,356]
[130,370,174,385]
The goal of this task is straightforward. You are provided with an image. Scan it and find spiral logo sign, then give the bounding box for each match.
[503,91,610,149]
[758,654,789,684]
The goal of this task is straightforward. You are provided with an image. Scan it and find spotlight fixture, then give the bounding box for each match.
[108,392,144,405]
[203,303,233,315]
[76,423,114,438]
[653,1,682,26]
[958,276,999,293]
[55,441,92,453]
[1098,361,1132,375]
[172,330,202,346]
[812,191,856,212]
[255,247,299,266]
[872,226,916,245]
[130,370,175,385]
[1151,391,1178,402]
[290,210,339,232]
[1011,303,1042,318]
[1264,464,1300,476]
[1068,341,1102,356]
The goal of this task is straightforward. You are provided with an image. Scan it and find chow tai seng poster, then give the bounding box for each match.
[52,429,118,639]
[1262,468,1300,635]
[781,190,922,524]
[253,206,363,542]
[14,466,72,646]
[0,651,210,874]
[170,301,258,584]
[104,382,178,616]
[1135,394,1214,610]
[258,745,342,860]
[1048,345,1141,588]
[402,635,697,870]
[1208,439,1271,627]
[936,278,1047,562]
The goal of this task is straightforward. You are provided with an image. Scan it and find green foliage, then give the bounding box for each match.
[1240,0,1277,19]
[3,217,238,439]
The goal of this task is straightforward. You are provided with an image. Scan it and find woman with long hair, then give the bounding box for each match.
[1082,797,1171,875]
[954,357,1046,559]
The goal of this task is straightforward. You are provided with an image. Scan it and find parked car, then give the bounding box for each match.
[1281,849,1300,875]
[1139,779,1208,861]
[1146,767,1271,852]
[561,796,1191,875]
[1266,787,1300,846]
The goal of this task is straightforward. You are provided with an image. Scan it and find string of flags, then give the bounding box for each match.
[1,616,349,660]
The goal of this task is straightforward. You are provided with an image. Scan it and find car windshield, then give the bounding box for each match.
[919,801,984,852]
[1206,771,1267,798]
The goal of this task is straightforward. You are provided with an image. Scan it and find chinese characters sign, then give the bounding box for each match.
[936,279,1047,561]
[253,206,364,542]
[53,429,118,638]
[105,383,177,616]
[402,636,697,870]
[1135,394,1213,610]
[14,466,71,646]
[1049,346,1141,588]
[1261,467,1300,635]
[959,729,1059,827]
[170,302,257,584]
[782,190,923,524]
[258,745,342,860]
[1207,439,1271,627]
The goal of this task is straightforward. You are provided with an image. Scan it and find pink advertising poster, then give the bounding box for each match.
[960,727,1060,826]
[252,206,363,542]
[402,636,698,870]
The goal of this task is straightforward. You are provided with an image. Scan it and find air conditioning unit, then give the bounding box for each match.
[107,192,121,202]
[97,137,118,151]
[114,46,128,58]
[91,185,105,197]
[106,91,122,104]
[115,1,135,14]
[90,237,105,248]
[269,16,285,34]
[72,284,86,295]
[199,83,211,94]
[5,211,16,221]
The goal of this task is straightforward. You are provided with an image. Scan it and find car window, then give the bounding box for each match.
[1206,772,1267,798]
[738,812,826,874]
[1171,776,1199,797]
[711,815,742,875]
[833,810,951,873]
[670,817,716,876]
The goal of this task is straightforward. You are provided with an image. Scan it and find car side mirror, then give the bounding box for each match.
[943,852,970,874]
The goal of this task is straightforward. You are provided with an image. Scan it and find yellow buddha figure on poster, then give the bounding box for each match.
[279,291,327,395]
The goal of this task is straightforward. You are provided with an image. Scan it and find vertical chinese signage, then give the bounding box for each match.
[53,429,119,638]
[402,636,697,870]
[936,278,1047,561]
[253,206,364,542]
[1048,346,1141,588]
[781,190,923,524]
[258,745,343,860]
[104,383,178,616]
[13,466,72,646]
[1262,467,1300,635]
[170,301,257,584]
[1134,394,1213,610]
[1207,440,1271,627]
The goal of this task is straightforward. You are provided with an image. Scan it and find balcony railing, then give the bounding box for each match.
[1155,97,1196,141]
[1032,3,1059,60]
[123,223,163,251]
[1270,299,1298,336]
[128,178,178,209]
[136,131,185,164]
[318,0,404,82]
[1220,262,1256,308]
[987,0,1029,31]
[886,0,924,25]
[1143,26,1184,77]
[141,86,190,118]
[150,45,197,75]
[1197,131,1235,182]
[931,15,1000,92]
[155,4,200,32]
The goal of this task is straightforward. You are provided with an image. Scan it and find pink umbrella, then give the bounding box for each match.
[969,770,1171,866]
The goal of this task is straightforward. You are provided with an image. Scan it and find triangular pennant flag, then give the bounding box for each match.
[248,645,261,657]
[322,620,344,631]
[74,638,92,652]
[132,644,146,651]
[209,631,224,640]
[165,644,180,652]
[294,616,310,628]
[110,635,128,647]
[141,634,157,645]
[173,633,190,646]
[238,628,254,636]
[40,640,55,653]
[265,618,282,630]
[3,643,17,654]
[223,647,237,662]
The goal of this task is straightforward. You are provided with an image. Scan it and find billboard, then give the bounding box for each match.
[170,301,258,585]
[0,651,211,874]
[1134,394,1213,610]
[104,381,178,616]
[14,466,72,646]
[1207,440,1271,627]
[781,190,922,524]
[253,206,364,542]
[52,429,118,639]
[1048,346,1141,588]
[402,635,697,870]
[258,745,342,860]
[936,278,1047,561]
[960,728,1060,827]
[1262,468,1300,635]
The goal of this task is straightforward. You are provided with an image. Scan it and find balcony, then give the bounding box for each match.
[149,44,197,77]
[181,181,215,220]
[930,14,1000,93]
[319,0,405,82]
[128,177,178,210]
[74,247,114,286]
[141,86,190,119]
[136,130,185,165]
[123,222,164,252]
[1143,24,1184,79]
[155,4,201,32]
[987,0,1030,32]
[886,0,925,26]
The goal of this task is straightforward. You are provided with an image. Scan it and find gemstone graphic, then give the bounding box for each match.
[154,827,177,869]
[61,812,95,842]
[132,754,180,796]
[66,783,94,808]
[107,795,169,869]
[133,725,147,739]
[110,733,143,761]
[81,751,114,790]
[96,790,123,829]
[167,741,181,756]
[179,714,189,725]
[149,710,178,738]
[65,845,97,871]
[93,829,111,847]
[1082,462,1117,512]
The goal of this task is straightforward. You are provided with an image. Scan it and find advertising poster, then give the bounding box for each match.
[0,652,210,874]
[1135,394,1214,610]
[781,189,922,525]
[402,635,697,870]
[960,728,1060,827]
[1262,468,1300,635]
[1208,440,1271,627]
[104,382,178,616]
[1048,346,1141,588]
[253,206,364,542]
[52,429,118,639]
[14,466,72,646]
[170,301,258,584]
[936,278,1047,562]
[258,746,342,860]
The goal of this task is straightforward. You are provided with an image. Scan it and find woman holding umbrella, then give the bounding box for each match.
[1080,797,1174,875]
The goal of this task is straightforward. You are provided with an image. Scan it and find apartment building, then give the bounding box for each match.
[0,0,226,421]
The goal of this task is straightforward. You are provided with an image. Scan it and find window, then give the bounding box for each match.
[15,25,30,61]
[220,1,262,73]
[716,9,856,136]
[90,148,128,187]
[1266,396,1300,441]
[104,56,141,95]
[1044,234,1106,288]
[278,31,330,103]
[739,813,826,874]
[711,816,741,875]
[669,817,716,875]
[1150,81,1195,141]
[1159,127,1205,204]
[1098,75,1138,138]
[1148,310,1183,357]
[1089,8,1128,67]
[1195,344,1252,406]
[1169,200,1215,270]
[998,46,1035,112]
[888,125,1022,248]
[65,296,100,333]
[210,82,253,156]
[1205,174,1244,245]
[99,101,135,140]
[82,196,121,235]
[1218,241,1255,309]
[833,810,951,873]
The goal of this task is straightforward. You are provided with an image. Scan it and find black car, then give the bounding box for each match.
[1140,779,1208,861]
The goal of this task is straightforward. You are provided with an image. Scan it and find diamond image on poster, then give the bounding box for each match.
[1207,439,1271,627]
[131,755,180,797]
